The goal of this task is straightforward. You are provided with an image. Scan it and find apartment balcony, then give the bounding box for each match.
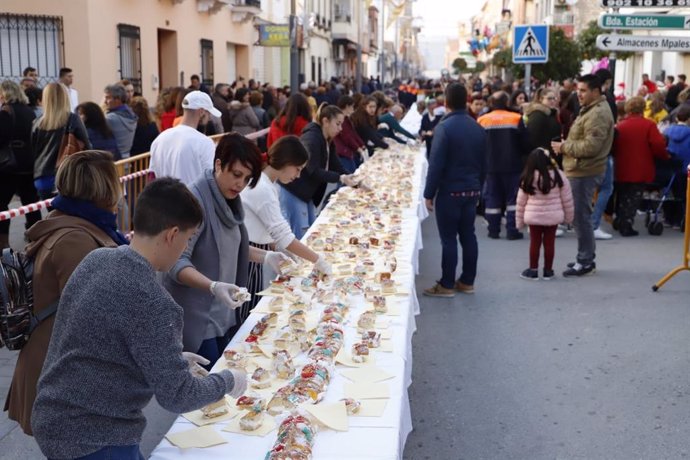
[332,18,358,43]
[230,0,261,23]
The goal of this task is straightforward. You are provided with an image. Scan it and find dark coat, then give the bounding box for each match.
[31,112,91,179]
[477,109,530,174]
[0,102,36,173]
[424,109,487,198]
[524,103,561,152]
[282,122,346,206]
[130,122,159,156]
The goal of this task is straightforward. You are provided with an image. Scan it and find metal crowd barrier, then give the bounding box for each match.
[0,128,270,234]
[653,165,690,291]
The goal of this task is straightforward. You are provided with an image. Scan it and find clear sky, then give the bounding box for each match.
[414,0,484,40]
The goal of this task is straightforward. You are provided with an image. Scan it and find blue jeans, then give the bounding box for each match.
[570,174,605,266]
[339,156,358,174]
[435,192,479,288]
[591,157,613,229]
[279,187,315,240]
[53,445,144,460]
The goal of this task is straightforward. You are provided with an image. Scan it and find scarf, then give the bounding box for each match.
[51,195,129,246]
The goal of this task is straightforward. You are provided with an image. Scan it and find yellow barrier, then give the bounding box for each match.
[652,166,690,291]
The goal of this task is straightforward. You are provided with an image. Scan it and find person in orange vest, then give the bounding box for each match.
[477,91,531,240]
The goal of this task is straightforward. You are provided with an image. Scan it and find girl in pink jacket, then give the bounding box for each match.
[516,148,574,280]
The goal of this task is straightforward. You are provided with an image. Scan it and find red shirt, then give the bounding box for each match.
[334,117,365,159]
[642,79,658,94]
[267,116,310,148]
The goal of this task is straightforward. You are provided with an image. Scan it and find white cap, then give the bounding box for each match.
[182,91,222,118]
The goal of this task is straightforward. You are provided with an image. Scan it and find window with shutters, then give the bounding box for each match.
[117,24,142,94]
[200,39,214,89]
[0,14,64,86]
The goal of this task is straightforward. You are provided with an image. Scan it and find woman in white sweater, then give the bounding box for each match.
[241,135,332,315]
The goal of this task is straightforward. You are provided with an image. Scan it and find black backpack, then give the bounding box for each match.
[0,247,57,350]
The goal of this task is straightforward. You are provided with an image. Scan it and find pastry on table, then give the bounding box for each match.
[374,272,392,283]
[236,394,266,412]
[278,257,299,275]
[272,349,295,379]
[239,409,264,431]
[341,397,362,415]
[260,312,278,327]
[274,327,296,350]
[289,310,306,333]
[250,367,272,389]
[201,398,228,419]
[224,350,248,369]
[381,279,396,294]
[361,330,381,348]
[351,342,370,363]
[373,295,387,314]
[357,311,376,332]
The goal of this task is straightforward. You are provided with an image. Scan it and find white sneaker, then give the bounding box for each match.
[593,227,613,240]
[555,228,564,237]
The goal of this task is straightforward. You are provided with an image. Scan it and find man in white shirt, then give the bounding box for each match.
[59,67,79,112]
[149,91,221,186]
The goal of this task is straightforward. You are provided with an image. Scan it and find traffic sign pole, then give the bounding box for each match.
[524,64,531,99]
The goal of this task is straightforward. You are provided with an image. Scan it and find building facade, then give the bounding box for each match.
[1,0,261,104]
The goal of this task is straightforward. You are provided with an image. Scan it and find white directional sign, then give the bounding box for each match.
[597,34,690,52]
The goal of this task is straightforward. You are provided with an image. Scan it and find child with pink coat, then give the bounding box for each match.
[516,148,575,280]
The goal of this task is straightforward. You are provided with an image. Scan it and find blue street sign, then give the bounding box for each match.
[513,25,549,64]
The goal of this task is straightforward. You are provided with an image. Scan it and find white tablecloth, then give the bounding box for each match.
[150,148,428,460]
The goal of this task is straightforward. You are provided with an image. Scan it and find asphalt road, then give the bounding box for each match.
[1,205,689,459]
[404,215,690,460]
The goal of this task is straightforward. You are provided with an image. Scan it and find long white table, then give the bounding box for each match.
[150,147,428,460]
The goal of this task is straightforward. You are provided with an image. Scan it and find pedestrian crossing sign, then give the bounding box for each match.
[513,25,549,64]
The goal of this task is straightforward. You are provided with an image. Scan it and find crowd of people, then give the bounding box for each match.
[422,70,689,297]
[1,63,690,459]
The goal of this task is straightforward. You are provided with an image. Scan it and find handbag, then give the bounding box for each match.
[56,114,85,167]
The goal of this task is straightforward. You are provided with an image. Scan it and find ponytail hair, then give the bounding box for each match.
[266,135,309,170]
[315,104,343,125]
[519,148,563,195]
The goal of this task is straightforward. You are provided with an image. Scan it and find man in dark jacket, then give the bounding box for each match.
[423,82,487,297]
[478,91,530,240]
[666,74,686,110]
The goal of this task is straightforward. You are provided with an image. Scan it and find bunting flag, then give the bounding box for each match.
[386,0,406,29]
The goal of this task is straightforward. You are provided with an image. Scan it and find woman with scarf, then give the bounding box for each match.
[4,150,127,435]
[163,133,289,365]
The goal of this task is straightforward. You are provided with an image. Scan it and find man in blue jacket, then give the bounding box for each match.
[423,82,487,297]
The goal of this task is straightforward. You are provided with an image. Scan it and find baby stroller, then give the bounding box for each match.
[639,156,685,235]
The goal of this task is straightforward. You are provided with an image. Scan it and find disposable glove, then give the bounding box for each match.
[210,281,244,310]
[264,251,290,273]
[228,369,248,398]
[182,352,210,377]
[314,254,332,275]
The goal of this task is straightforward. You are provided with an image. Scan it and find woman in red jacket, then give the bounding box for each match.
[613,97,669,236]
[267,93,312,148]
[334,95,367,173]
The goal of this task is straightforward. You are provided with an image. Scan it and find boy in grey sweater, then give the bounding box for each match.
[31,178,247,459]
